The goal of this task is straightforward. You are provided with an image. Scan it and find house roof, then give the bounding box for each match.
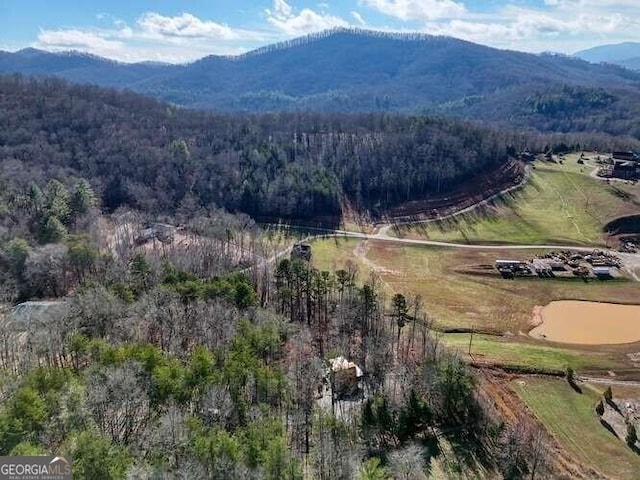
[7,301,69,331]
[329,356,364,377]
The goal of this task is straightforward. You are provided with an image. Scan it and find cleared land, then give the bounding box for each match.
[513,377,640,480]
[312,237,640,333]
[309,155,640,478]
[442,333,622,372]
[391,155,640,246]
[311,237,640,372]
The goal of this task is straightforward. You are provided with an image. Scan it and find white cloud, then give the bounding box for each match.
[360,0,466,21]
[37,29,124,54]
[265,0,349,36]
[26,1,640,62]
[34,12,274,63]
[423,3,639,52]
[274,0,294,17]
[137,12,238,40]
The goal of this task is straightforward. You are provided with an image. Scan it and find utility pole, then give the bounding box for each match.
[468,330,474,357]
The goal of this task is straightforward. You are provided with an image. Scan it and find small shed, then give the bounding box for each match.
[549,261,566,271]
[495,260,524,269]
[291,243,312,262]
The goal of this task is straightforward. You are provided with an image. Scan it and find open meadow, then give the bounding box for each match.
[513,377,640,480]
[311,236,640,373]
[391,154,640,246]
[312,237,640,332]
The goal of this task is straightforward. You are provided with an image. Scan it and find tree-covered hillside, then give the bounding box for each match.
[0,180,556,479]
[0,75,515,223]
[4,29,640,136]
[3,75,639,225]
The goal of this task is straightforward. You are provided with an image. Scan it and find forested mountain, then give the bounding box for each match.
[575,42,640,70]
[2,75,639,225]
[4,29,640,135]
[0,75,504,224]
[619,58,640,71]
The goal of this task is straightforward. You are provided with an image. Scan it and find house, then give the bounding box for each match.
[329,356,363,398]
[135,223,176,245]
[612,151,638,162]
[151,223,176,242]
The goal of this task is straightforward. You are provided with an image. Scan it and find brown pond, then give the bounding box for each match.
[529,300,640,345]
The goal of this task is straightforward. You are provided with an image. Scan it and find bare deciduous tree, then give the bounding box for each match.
[86,361,152,445]
[387,444,427,480]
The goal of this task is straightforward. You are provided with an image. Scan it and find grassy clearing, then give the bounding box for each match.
[310,237,640,370]
[585,382,640,399]
[441,334,621,372]
[311,237,640,332]
[393,157,640,246]
[310,236,361,272]
[366,241,640,331]
[513,377,640,480]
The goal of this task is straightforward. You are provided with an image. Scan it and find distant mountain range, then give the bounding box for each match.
[575,42,640,71]
[3,29,640,135]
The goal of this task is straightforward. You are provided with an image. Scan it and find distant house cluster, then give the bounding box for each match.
[603,151,640,180]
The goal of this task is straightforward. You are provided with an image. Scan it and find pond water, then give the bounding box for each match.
[529,300,640,345]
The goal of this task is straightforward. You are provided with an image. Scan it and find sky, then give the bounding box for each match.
[1,0,639,63]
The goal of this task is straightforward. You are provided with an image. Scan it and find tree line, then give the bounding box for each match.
[2,75,637,227]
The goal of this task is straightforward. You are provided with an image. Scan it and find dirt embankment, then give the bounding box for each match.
[381,159,525,221]
[605,214,640,243]
[477,371,597,479]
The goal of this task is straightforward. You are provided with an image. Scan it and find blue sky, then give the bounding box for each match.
[1,0,639,62]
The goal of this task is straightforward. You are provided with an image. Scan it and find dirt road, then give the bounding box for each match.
[258,164,640,281]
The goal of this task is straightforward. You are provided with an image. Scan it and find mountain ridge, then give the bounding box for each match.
[575,42,640,67]
[3,29,640,136]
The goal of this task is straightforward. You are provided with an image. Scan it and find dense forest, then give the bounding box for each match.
[2,75,639,226]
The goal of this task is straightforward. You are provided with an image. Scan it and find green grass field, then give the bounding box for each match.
[392,156,640,246]
[442,333,622,372]
[513,377,640,480]
[310,237,639,371]
[310,158,640,372]
[311,237,640,332]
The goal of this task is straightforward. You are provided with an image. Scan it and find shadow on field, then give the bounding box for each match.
[599,418,619,438]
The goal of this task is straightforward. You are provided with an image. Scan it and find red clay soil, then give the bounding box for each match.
[383,159,525,220]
